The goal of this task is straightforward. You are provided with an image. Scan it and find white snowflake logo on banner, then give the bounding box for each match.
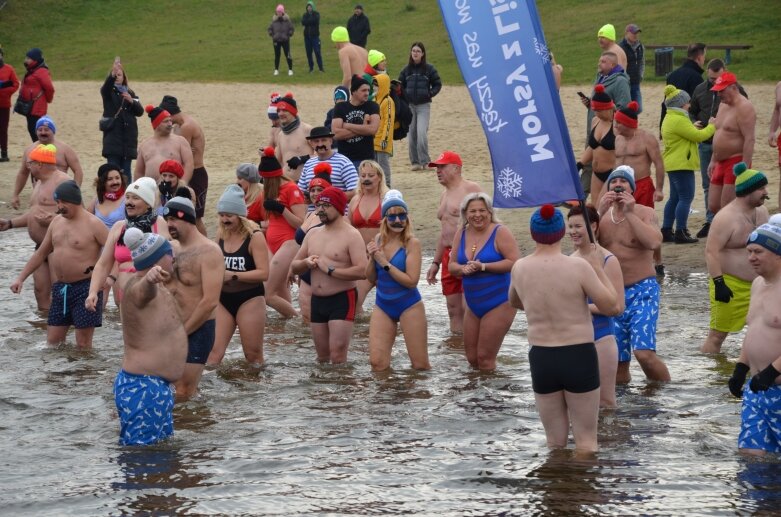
[497,167,523,199]
[533,38,551,63]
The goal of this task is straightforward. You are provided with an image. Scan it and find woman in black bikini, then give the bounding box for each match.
[579,84,617,206]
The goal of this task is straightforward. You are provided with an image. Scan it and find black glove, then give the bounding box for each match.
[728,362,750,398]
[576,161,584,173]
[286,154,310,169]
[0,80,12,88]
[263,199,285,214]
[712,276,734,303]
[749,364,780,393]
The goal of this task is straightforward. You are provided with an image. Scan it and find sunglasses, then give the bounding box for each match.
[387,213,408,222]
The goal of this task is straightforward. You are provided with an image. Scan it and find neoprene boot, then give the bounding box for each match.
[674,229,698,244]
[661,227,674,243]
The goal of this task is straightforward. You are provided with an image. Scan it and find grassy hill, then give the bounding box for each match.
[1,0,778,84]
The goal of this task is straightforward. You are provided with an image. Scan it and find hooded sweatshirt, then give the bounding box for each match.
[373,74,394,154]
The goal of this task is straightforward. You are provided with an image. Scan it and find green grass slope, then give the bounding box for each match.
[1,0,778,84]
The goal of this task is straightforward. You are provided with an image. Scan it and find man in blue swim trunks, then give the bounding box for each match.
[598,166,671,382]
[163,193,224,401]
[10,180,108,348]
[115,228,187,446]
[727,223,781,455]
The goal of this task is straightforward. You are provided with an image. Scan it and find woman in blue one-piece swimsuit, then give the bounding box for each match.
[366,190,430,371]
[449,193,521,371]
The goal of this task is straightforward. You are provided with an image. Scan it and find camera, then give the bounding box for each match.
[612,186,625,193]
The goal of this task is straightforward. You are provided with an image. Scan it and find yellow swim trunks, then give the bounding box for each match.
[709,273,752,333]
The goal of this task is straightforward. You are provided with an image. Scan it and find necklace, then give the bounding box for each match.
[610,206,625,224]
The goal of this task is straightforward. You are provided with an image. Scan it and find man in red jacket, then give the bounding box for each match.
[0,47,20,161]
[18,48,54,142]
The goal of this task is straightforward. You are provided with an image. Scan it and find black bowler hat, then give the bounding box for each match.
[306,126,335,140]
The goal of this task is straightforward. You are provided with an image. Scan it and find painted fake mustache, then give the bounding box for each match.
[315,145,329,152]
[390,223,405,228]
[361,180,373,185]
[762,195,771,200]
[56,207,66,214]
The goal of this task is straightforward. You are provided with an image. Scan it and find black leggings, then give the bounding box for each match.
[273,41,293,70]
[26,114,41,142]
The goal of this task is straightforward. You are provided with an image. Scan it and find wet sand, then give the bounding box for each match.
[1,80,778,271]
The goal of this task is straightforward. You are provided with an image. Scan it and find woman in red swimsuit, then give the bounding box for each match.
[259,147,306,318]
[348,160,388,314]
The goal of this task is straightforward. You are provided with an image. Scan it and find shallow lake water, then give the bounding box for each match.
[1,229,780,516]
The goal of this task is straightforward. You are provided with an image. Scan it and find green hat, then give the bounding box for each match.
[664,84,690,108]
[331,26,349,43]
[734,162,768,197]
[598,24,616,41]
[368,49,386,68]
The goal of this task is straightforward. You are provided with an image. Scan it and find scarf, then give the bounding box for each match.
[104,187,125,202]
[119,209,156,245]
[281,117,301,135]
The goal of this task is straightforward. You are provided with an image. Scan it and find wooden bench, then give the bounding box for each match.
[645,44,752,65]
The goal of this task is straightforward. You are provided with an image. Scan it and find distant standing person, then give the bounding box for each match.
[346,4,371,48]
[301,1,324,73]
[159,95,208,235]
[331,26,368,89]
[509,204,620,454]
[268,4,295,76]
[0,46,20,161]
[661,43,706,128]
[398,42,442,171]
[767,81,781,209]
[100,57,143,184]
[114,228,185,446]
[18,48,54,142]
[619,24,644,112]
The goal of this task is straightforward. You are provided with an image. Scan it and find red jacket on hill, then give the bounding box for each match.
[0,63,20,109]
[19,64,54,116]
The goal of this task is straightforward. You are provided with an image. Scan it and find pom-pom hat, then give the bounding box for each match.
[664,85,690,108]
[530,204,565,244]
[591,84,614,111]
[145,104,170,129]
[164,196,197,224]
[614,101,639,128]
[259,147,283,178]
[124,227,173,271]
[733,162,768,197]
[747,223,781,256]
[381,189,408,217]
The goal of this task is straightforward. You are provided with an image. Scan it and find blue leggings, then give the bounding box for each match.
[663,170,695,231]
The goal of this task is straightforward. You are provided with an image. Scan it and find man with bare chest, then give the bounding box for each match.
[0,144,71,310]
[331,26,368,89]
[12,117,84,209]
[291,187,367,363]
[10,180,108,348]
[274,95,313,183]
[701,165,769,353]
[159,96,208,234]
[162,193,224,401]
[425,151,483,333]
[598,167,670,382]
[134,105,194,186]
[708,72,756,215]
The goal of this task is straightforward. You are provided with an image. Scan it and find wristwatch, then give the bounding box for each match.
[327,265,335,276]
[383,264,390,271]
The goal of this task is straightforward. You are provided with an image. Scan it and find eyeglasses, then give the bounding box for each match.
[315,202,332,209]
[387,213,408,222]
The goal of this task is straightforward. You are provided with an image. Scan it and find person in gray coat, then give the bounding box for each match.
[268,4,295,76]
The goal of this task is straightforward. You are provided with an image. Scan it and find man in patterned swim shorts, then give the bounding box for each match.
[114,228,188,446]
[10,180,108,348]
[727,223,781,455]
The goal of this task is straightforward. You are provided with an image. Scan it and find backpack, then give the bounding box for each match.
[390,80,412,140]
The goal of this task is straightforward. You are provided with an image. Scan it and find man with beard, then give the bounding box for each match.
[291,186,367,363]
[162,193,224,401]
[274,94,313,183]
[158,96,208,234]
[297,126,358,200]
[332,76,379,170]
[0,144,71,310]
[12,116,84,209]
[134,105,194,185]
[700,164,769,353]
[11,181,108,348]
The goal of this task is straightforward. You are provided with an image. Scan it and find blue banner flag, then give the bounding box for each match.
[437,0,583,208]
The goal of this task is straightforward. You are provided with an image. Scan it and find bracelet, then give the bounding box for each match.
[432,261,441,267]
[481,263,486,272]
[108,274,117,282]
[8,219,13,229]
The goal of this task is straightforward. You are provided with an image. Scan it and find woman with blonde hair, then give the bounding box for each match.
[448,192,521,371]
[259,147,306,318]
[367,190,429,371]
[348,159,388,313]
[234,162,266,226]
[208,185,269,366]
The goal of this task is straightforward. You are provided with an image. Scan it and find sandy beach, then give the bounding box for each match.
[1,80,778,271]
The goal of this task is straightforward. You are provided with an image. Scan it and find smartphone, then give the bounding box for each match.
[577,91,588,99]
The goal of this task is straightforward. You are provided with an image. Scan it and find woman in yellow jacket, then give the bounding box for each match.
[660,85,716,244]
[373,73,394,187]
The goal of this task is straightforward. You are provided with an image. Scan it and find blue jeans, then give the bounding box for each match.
[304,36,323,71]
[408,102,431,166]
[698,142,715,223]
[663,170,695,231]
[106,155,133,185]
[630,83,643,114]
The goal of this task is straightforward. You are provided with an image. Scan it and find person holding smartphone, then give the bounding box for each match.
[100,57,144,184]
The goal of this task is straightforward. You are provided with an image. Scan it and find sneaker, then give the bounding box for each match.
[411,164,423,171]
[274,70,279,76]
[696,222,711,238]
[661,228,674,243]
[675,229,699,244]
[288,70,294,76]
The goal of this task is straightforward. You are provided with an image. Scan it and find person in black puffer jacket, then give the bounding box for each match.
[398,42,441,170]
[100,57,143,184]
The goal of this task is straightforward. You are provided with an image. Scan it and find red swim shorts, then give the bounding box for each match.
[441,246,463,296]
[710,155,743,186]
[777,133,781,166]
[633,176,655,208]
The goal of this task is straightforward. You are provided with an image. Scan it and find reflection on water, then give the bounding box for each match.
[0,229,779,514]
